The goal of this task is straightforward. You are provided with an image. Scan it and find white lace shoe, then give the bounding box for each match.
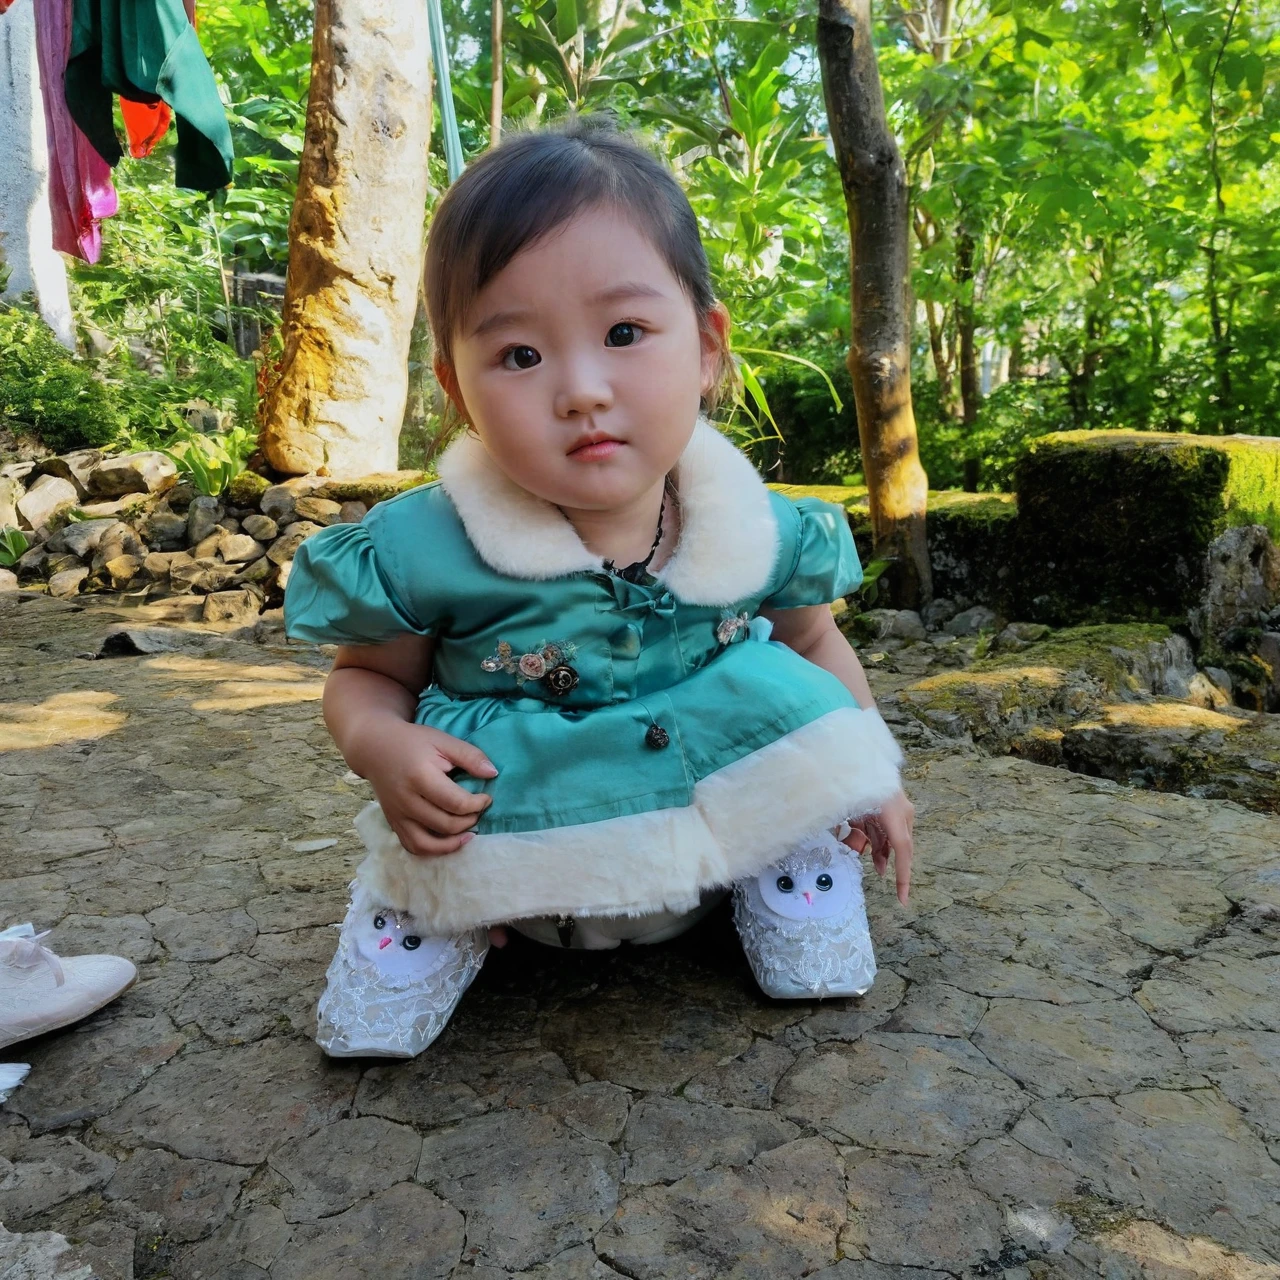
[733,831,877,999]
[0,924,137,1051]
[315,886,489,1058]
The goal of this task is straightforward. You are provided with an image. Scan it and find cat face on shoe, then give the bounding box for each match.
[352,909,452,978]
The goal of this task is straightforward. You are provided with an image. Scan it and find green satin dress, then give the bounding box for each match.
[284,482,864,837]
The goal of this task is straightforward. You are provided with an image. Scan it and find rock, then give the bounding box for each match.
[47,566,88,598]
[145,508,189,549]
[1204,665,1234,697]
[14,545,48,583]
[216,516,241,536]
[946,605,999,635]
[315,472,431,506]
[270,1116,421,1223]
[277,558,293,588]
[202,590,263,627]
[851,608,927,644]
[267,520,323,565]
[76,495,147,520]
[293,495,344,526]
[1186,670,1231,709]
[418,1109,619,1270]
[186,495,224,546]
[338,500,368,524]
[192,531,225,560]
[97,1037,358,1165]
[92,524,144,566]
[45,517,122,558]
[0,569,16,591]
[0,1134,116,1221]
[103,554,143,589]
[774,1034,1025,1157]
[260,483,299,524]
[0,475,20,528]
[220,533,265,564]
[169,557,237,595]
[142,551,179,580]
[45,552,83,577]
[166,480,197,511]
[922,597,958,629]
[1190,523,1280,645]
[241,513,278,542]
[621,1097,798,1185]
[253,608,287,643]
[0,1224,94,1279]
[233,556,276,587]
[16,474,78,530]
[266,1184,463,1280]
[87,451,178,497]
[992,621,1052,652]
[30,449,103,498]
[227,469,270,506]
[843,1155,1003,1272]
[104,1147,249,1244]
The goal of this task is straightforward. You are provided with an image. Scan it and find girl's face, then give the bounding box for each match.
[438,204,727,514]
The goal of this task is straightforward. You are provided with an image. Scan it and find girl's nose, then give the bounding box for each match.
[554,362,612,418]
[803,891,813,906]
[378,936,392,949]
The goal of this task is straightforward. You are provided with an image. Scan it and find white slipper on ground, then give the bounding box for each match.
[0,924,137,1051]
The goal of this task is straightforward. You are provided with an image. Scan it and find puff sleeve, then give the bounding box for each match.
[283,521,434,646]
[761,496,863,609]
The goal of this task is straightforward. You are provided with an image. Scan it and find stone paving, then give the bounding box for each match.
[1,589,1279,1279]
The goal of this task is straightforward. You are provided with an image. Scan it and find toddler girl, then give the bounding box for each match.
[284,114,914,1058]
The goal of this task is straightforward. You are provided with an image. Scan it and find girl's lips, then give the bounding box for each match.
[568,439,623,461]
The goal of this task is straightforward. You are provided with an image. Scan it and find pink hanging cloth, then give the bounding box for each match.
[30,0,118,262]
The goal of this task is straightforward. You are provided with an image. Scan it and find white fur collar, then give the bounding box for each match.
[435,416,779,606]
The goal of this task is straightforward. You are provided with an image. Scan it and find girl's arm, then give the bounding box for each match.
[325,635,497,856]
[759,603,915,903]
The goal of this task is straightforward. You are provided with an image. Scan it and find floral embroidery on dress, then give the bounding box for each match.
[481,639,580,695]
[716,610,752,645]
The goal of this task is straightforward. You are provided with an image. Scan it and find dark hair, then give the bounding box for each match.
[424,112,736,419]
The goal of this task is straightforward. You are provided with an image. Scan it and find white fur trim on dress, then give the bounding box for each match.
[435,415,780,606]
[353,706,905,935]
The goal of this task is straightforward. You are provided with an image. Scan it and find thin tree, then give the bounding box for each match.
[490,1,503,145]
[817,0,932,608]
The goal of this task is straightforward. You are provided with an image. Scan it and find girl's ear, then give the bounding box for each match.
[699,301,732,398]
[433,355,468,419]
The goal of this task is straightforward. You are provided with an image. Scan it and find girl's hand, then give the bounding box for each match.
[352,720,497,857]
[842,788,915,904]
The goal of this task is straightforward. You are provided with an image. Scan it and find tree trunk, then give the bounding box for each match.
[955,221,980,491]
[260,0,433,478]
[817,0,931,609]
[490,1,504,145]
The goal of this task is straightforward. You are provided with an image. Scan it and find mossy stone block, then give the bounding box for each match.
[1013,430,1280,625]
[769,483,1018,608]
[315,471,434,506]
[227,470,270,506]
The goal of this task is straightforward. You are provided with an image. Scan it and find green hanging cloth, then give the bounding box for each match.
[64,0,234,191]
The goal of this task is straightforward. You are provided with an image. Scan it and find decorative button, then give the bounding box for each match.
[645,723,670,750]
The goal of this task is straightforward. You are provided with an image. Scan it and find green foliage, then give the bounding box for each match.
[162,425,257,497]
[0,305,123,452]
[0,527,29,568]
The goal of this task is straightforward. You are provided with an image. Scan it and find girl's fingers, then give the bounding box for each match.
[422,765,494,817]
[398,794,481,838]
[880,809,914,904]
[392,815,474,858]
[841,826,870,856]
[437,739,500,780]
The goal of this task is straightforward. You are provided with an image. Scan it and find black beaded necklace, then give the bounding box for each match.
[602,482,673,584]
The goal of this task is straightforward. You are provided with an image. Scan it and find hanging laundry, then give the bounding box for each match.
[64,0,233,191]
[30,0,119,263]
[120,98,171,157]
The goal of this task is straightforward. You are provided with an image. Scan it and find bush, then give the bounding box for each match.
[0,304,124,453]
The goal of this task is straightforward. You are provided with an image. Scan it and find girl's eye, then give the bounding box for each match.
[816,874,833,891]
[502,345,540,370]
[775,875,795,894]
[402,935,421,950]
[606,322,642,347]
[373,914,386,929]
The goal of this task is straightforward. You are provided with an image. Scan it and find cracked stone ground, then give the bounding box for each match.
[2,590,1279,1280]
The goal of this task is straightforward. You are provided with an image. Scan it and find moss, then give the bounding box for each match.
[1013,430,1280,625]
[227,470,270,506]
[315,471,434,505]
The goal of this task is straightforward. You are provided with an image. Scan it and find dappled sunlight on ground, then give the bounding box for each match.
[0,690,128,750]
[1099,1219,1280,1278]
[1086,701,1251,733]
[141,652,326,712]
[910,665,1065,692]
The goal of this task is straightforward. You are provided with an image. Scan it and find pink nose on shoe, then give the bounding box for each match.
[378,936,392,950]
[803,891,813,906]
